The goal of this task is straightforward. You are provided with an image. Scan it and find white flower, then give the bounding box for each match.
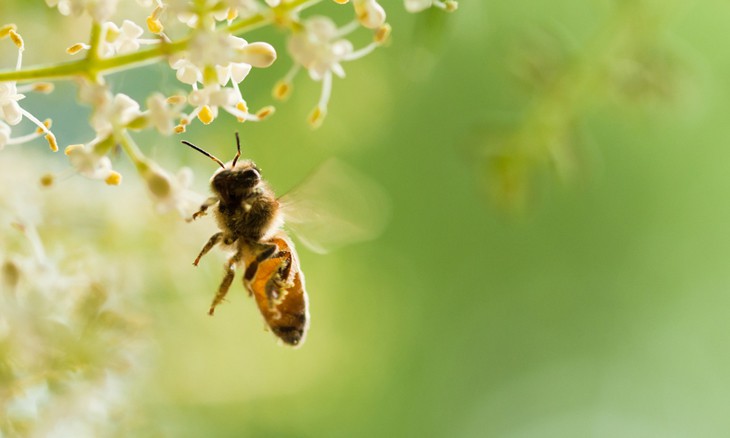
[171,32,275,86]
[139,163,204,217]
[404,0,431,12]
[354,0,386,29]
[288,16,353,81]
[187,83,240,124]
[90,92,142,137]
[405,0,457,13]
[145,93,183,135]
[45,0,119,22]
[102,20,145,57]
[65,144,115,181]
[0,121,10,149]
[0,81,25,126]
[170,57,203,85]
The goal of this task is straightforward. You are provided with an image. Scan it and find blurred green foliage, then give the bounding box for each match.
[4,0,730,436]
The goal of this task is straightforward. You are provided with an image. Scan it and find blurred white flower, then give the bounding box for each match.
[0,158,148,435]
[404,0,458,13]
[45,0,119,22]
[138,162,204,216]
[145,93,184,135]
[65,143,116,182]
[0,80,25,126]
[89,91,142,138]
[353,0,386,29]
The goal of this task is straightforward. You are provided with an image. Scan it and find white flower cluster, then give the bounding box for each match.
[0,165,147,437]
[0,0,456,214]
[0,26,57,152]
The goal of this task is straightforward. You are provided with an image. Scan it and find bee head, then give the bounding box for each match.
[210,162,262,203]
[182,132,264,204]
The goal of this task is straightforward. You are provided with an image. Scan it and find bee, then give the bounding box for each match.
[183,133,308,346]
[184,133,389,347]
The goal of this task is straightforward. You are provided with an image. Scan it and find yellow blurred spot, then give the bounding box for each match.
[166,95,186,105]
[32,82,54,93]
[105,171,122,186]
[256,106,275,120]
[40,173,54,187]
[308,106,326,129]
[174,124,186,133]
[273,81,292,100]
[333,0,349,3]
[375,24,391,45]
[64,144,84,155]
[445,1,458,11]
[227,8,238,21]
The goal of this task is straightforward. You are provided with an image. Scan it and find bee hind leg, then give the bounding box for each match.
[243,243,278,282]
[209,250,243,315]
[194,232,223,266]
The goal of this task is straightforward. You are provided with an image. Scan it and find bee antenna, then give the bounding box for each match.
[232,132,241,168]
[181,140,226,169]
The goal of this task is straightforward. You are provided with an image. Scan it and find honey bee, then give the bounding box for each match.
[184,133,388,347]
[183,133,309,346]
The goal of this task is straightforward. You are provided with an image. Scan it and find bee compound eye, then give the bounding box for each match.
[242,168,260,181]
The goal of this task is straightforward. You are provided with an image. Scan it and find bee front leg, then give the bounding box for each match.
[209,250,243,316]
[193,232,223,266]
[188,196,218,222]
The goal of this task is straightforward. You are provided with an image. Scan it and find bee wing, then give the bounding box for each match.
[279,159,390,254]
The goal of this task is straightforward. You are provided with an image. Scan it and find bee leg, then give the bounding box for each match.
[188,196,218,222]
[209,250,242,315]
[193,232,223,266]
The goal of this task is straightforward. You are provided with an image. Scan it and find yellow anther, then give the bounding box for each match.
[227,8,238,21]
[9,29,23,50]
[40,173,54,187]
[166,95,186,105]
[375,24,391,45]
[105,26,120,43]
[174,124,186,134]
[445,1,458,11]
[0,24,17,39]
[146,16,163,34]
[198,105,214,124]
[66,43,88,55]
[235,102,249,122]
[105,171,122,186]
[32,82,54,93]
[45,134,58,152]
[35,119,52,133]
[307,106,326,128]
[333,0,349,3]
[256,106,275,120]
[273,81,292,100]
[64,144,84,156]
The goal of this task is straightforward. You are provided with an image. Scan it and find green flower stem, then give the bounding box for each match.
[117,129,147,168]
[0,0,317,83]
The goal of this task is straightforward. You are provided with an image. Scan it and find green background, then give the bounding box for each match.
[4,0,730,436]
